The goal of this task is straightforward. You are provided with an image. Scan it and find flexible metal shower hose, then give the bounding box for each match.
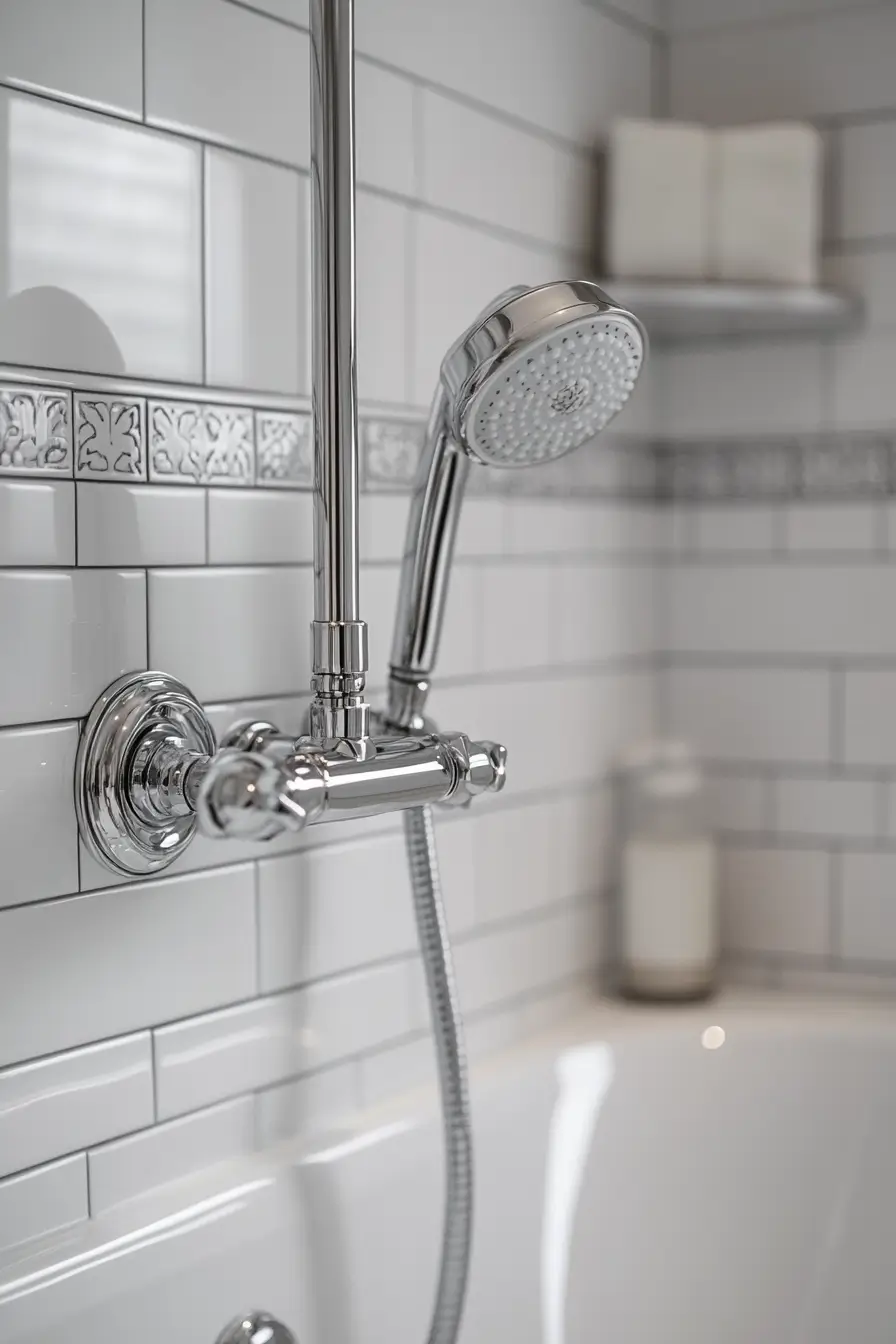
[403,804,474,1344]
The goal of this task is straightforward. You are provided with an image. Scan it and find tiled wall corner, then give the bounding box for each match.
[661,0,896,994]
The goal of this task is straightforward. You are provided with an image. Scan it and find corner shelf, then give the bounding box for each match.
[597,279,862,343]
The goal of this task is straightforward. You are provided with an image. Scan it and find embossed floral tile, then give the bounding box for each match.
[0,387,71,476]
[148,402,255,486]
[75,395,146,480]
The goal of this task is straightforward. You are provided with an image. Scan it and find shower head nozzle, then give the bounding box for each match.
[439,280,647,468]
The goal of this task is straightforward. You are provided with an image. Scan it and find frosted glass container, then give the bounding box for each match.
[618,743,718,1001]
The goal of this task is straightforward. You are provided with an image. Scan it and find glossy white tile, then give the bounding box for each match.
[668,0,872,31]
[0,1034,152,1180]
[145,0,310,166]
[837,122,896,243]
[707,774,769,835]
[0,722,79,908]
[665,667,832,764]
[454,500,507,558]
[694,506,777,554]
[258,833,416,992]
[241,0,308,22]
[0,0,142,118]
[825,250,896,332]
[669,6,896,123]
[843,670,896,767]
[431,816,477,936]
[775,778,877,840]
[451,903,598,1017]
[207,489,313,565]
[0,569,146,726]
[660,342,825,435]
[720,847,831,957]
[362,564,402,686]
[299,960,415,1067]
[434,563,482,679]
[205,150,305,395]
[0,90,202,381]
[357,192,412,405]
[554,563,657,665]
[255,1063,358,1147]
[670,563,896,658]
[412,212,566,407]
[840,854,896,962]
[148,568,312,702]
[355,0,651,146]
[154,996,296,1120]
[360,495,411,562]
[421,90,592,249]
[472,802,552,923]
[0,865,256,1067]
[0,1155,87,1252]
[77,485,206,567]
[356,62,416,196]
[783,503,879,553]
[88,1097,254,1215]
[359,1035,435,1109]
[0,481,74,566]
[832,335,896,430]
[480,565,552,674]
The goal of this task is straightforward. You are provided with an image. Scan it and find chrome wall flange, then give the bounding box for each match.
[75,670,216,878]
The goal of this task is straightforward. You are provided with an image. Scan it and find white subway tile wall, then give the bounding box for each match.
[662,0,896,993]
[0,0,657,1242]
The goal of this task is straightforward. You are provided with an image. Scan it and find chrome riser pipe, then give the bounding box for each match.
[309,0,369,743]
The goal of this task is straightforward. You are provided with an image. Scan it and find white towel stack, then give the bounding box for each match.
[712,123,822,286]
[606,118,823,287]
[606,119,711,281]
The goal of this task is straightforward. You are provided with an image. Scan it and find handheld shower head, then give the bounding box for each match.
[387,279,648,730]
[440,280,646,468]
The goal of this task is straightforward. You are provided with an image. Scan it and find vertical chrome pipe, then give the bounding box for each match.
[309,0,369,742]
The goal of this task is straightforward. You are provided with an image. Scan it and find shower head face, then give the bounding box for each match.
[440,280,646,468]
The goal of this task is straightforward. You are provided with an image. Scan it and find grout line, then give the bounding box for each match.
[875,779,890,842]
[150,1035,159,1124]
[141,0,147,122]
[829,848,842,964]
[252,862,262,995]
[668,0,896,41]
[584,0,663,40]
[200,148,209,387]
[830,664,845,767]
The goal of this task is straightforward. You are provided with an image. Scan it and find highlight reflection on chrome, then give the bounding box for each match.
[542,1043,615,1344]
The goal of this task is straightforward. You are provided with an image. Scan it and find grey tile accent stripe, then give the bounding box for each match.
[6,372,895,502]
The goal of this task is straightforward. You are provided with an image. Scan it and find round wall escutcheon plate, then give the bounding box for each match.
[75,670,216,878]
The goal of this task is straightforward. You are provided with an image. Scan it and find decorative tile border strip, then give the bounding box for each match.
[3,371,894,503]
[659,433,896,503]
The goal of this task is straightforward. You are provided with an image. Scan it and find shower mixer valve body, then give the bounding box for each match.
[74,670,507,878]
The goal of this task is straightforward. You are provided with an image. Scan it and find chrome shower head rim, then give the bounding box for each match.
[439,280,647,468]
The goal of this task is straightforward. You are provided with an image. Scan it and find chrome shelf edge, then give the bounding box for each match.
[598,278,862,341]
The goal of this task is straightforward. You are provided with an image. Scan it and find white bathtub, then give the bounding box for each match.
[2,991,894,1343]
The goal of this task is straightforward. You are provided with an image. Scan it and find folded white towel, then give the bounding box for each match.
[711,123,822,285]
[607,118,711,281]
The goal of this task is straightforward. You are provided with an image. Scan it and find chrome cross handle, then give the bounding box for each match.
[76,671,507,878]
[216,1312,297,1344]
